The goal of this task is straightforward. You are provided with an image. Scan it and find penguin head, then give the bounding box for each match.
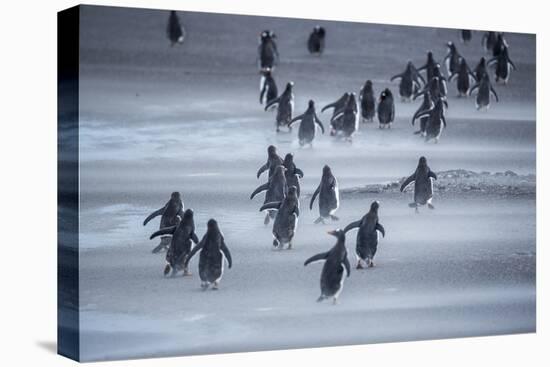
[418,156,427,166]
[283,153,294,165]
[207,218,219,232]
[327,229,346,241]
[183,208,194,220]
[365,80,373,90]
[286,82,294,92]
[308,99,315,109]
[427,51,434,61]
[275,165,287,176]
[322,164,331,176]
[171,192,181,200]
[460,57,467,67]
[479,56,486,65]
[267,145,277,155]
[370,201,380,213]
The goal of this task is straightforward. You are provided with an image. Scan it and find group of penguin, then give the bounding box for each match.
[153,12,511,301]
[256,24,517,144]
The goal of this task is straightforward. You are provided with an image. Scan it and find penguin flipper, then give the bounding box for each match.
[343,220,361,233]
[309,186,321,210]
[376,222,386,238]
[468,83,480,96]
[288,113,304,127]
[487,58,497,67]
[256,162,269,179]
[260,201,282,211]
[304,251,329,266]
[150,225,176,240]
[191,232,200,244]
[400,174,415,192]
[251,183,269,199]
[343,256,351,277]
[490,87,499,102]
[390,73,403,82]
[143,207,164,226]
[331,111,344,123]
[264,96,280,111]
[509,59,517,71]
[221,239,232,269]
[321,101,337,113]
[315,116,326,134]
[295,168,304,178]
[184,240,203,267]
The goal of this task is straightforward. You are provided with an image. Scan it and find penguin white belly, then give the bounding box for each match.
[331,184,340,214]
[332,264,346,299]
[215,251,225,283]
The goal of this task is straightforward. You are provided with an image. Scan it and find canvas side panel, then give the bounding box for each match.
[57,5,80,362]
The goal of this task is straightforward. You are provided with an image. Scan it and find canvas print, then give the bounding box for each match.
[58,5,536,362]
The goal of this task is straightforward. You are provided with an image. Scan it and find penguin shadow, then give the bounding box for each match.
[35,340,57,354]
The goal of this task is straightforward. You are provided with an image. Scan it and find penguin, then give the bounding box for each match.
[283,153,304,197]
[414,75,448,104]
[308,25,326,55]
[449,57,477,97]
[444,41,462,77]
[400,156,438,213]
[377,88,395,129]
[343,201,385,269]
[390,61,425,101]
[259,68,278,107]
[258,30,279,71]
[288,100,325,146]
[185,219,232,290]
[482,31,497,53]
[468,73,499,110]
[492,33,508,57]
[432,64,449,100]
[260,186,300,250]
[322,92,350,134]
[143,192,184,253]
[304,229,351,305]
[412,90,434,136]
[359,80,376,123]
[251,165,288,225]
[459,29,472,44]
[331,93,358,139]
[487,45,517,84]
[474,57,488,82]
[310,165,339,224]
[166,10,185,46]
[265,82,294,132]
[149,209,199,277]
[257,145,284,179]
[412,97,447,143]
[418,51,437,82]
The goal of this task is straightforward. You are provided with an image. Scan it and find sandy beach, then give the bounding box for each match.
[73,6,535,361]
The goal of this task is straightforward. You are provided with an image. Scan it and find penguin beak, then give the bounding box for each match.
[327,230,337,236]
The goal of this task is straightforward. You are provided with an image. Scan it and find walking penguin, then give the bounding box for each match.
[400,156,438,213]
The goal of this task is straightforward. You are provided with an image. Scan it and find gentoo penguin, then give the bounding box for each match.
[289,100,325,146]
[310,165,339,224]
[143,192,184,253]
[412,90,434,136]
[251,165,288,225]
[257,145,284,179]
[304,229,351,304]
[344,201,385,269]
[166,10,185,46]
[149,209,199,277]
[322,92,350,134]
[377,88,395,129]
[359,80,376,123]
[259,68,278,107]
[390,61,425,101]
[492,33,508,57]
[474,57,488,82]
[265,81,294,132]
[283,153,304,197]
[260,186,300,250]
[258,30,279,71]
[412,98,447,143]
[444,42,462,77]
[482,31,497,53]
[400,156,438,213]
[308,25,326,55]
[185,219,232,290]
[331,93,358,139]
[469,73,499,110]
[414,74,448,104]
[418,51,437,82]
[449,58,477,97]
[487,45,517,84]
[460,29,472,44]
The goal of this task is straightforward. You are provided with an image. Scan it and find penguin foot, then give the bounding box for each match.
[163,264,171,276]
[314,217,324,224]
[201,282,209,291]
[183,269,192,276]
[330,215,339,221]
[287,243,292,250]
[316,295,326,303]
[428,203,435,210]
[368,259,375,268]
[332,297,339,305]
[264,214,271,225]
[152,243,166,254]
[356,262,364,269]
[212,282,219,290]
[273,239,279,247]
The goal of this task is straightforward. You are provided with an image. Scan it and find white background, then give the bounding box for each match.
[0,0,546,365]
